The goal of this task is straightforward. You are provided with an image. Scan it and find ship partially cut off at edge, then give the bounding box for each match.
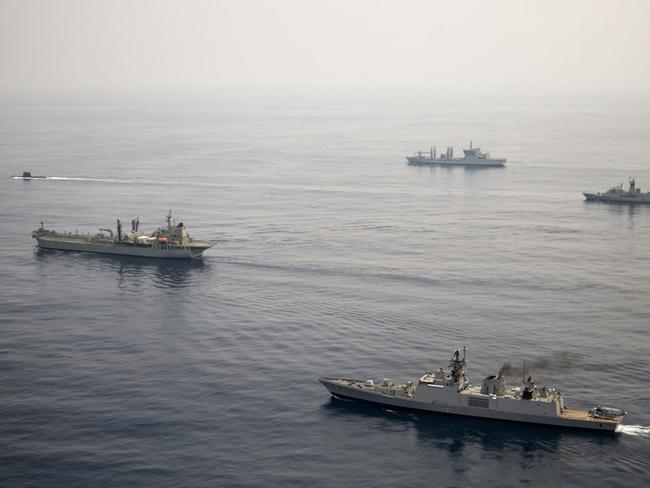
[32,211,212,260]
[584,178,650,204]
[319,347,626,431]
[407,142,506,167]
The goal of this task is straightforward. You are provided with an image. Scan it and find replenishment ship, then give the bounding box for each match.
[584,178,650,204]
[319,347,626,431]
[32,211,212,259]
[406,142,506,167]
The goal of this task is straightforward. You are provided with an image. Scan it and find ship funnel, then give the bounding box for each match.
[481,375,506,395]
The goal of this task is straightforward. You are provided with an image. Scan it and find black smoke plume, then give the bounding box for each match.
[497,351,582,378]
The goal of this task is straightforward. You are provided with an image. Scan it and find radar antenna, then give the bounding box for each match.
[449,347,467,388]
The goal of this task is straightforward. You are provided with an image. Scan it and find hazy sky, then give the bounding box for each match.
[1,0,649,95]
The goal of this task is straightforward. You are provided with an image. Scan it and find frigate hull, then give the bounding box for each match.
[320,378,620,431]
[583,193,650,204]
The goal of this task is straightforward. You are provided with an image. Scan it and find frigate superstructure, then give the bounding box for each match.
[584,178,650,204]
[406,142,506,167]
[32,211,212,259]
[319,347,626,431]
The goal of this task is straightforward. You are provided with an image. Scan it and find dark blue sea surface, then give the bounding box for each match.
[1,93,649,487]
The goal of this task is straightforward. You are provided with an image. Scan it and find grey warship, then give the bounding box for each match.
[407,142,506,167]
[32,211,212,259]
[319,347,626,431]
[584,178,650,204]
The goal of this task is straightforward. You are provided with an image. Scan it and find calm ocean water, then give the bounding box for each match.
[1,93,649,487]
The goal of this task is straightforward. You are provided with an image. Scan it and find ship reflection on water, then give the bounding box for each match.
[35,249,208,289]
[115,257,207,290]
[321,396,619,460]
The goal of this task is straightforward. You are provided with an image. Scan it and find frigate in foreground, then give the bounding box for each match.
[406,142,506,167]
[319,347,626,431]
[584,178,650,204]
[33,211,212,259]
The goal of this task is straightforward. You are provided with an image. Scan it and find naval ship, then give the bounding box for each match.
[584,178,650,204]
[406,142,506,167]
[32,211,212,259]
[319,347,626,431]
[12,171,47,179]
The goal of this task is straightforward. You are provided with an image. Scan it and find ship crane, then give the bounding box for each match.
[131,215,140,232]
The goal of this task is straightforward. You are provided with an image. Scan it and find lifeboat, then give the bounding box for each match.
[158,237,169,244]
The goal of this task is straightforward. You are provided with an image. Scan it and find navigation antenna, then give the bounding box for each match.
[522,360,528,381]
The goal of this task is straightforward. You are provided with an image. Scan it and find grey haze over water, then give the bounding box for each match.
[2,0,649,95]
[0,93,649,487]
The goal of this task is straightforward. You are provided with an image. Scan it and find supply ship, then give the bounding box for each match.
[406,142,506,167]
[319,347,626,431]
[32,211,212,259]
[584,178,650,204]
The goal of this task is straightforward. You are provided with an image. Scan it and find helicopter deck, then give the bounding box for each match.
[560,408,621,425]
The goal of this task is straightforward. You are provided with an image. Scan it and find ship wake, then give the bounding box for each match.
[617,425,650,437]
[46,176,137,183]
